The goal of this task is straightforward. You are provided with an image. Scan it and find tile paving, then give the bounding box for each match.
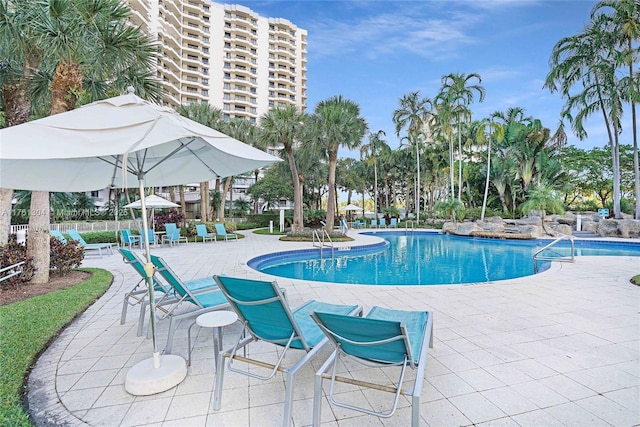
[26,230,640,426]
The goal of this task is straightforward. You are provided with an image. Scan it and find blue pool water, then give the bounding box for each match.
[250,232,640,286]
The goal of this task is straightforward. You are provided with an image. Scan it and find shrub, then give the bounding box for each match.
[50,237,84,276]
[304,209,326,228]
[245,213,279,227]
[0,235,35,289]
[236,222,260,230]
[154,210,186,231]
[73,230,118,244]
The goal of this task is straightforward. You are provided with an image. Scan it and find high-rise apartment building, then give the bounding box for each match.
[126,0,308,122]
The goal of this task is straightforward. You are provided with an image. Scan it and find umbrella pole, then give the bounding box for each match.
[124,177,187,396]
[137,180,158,360]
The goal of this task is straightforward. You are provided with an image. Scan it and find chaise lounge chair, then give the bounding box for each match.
[310,306,433,427]
[50,230,67,243]
[118,248,172,327]
[214,223,238,241]
[67,229,113,258]
[212,275,362,427]
[150,255,230,354]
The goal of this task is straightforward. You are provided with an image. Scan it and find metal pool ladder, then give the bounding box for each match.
[313,226,334,259]
[533,235,575,273]
[405,220,416,234]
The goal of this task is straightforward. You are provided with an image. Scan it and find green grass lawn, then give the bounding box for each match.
[0,268,113,426]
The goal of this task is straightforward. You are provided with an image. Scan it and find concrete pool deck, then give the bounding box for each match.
[27,229,639,426]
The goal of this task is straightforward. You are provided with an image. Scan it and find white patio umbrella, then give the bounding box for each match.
[342,203,363,211]
[0,88,280,395]
[342,203,363,221]
[124,194,179,231]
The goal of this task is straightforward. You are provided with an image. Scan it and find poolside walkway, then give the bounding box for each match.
[27,230,639,426]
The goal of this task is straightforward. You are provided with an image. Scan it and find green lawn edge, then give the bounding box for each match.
[0,268,113,426]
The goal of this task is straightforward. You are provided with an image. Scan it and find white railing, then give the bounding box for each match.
[10,220,138,235]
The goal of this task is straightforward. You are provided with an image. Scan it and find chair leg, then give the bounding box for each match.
[411,394,420,427]
[164,317,177,354]
[137,300,149,337]
[212,349,227,410]
[283,372,295,427]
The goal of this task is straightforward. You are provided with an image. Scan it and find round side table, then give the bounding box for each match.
[187,310,238,368]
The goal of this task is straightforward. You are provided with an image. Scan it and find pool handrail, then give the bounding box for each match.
[533,235,575,272]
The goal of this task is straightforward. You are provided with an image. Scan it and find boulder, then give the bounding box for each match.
[519,224,544,238]
[618,219,640,238]
[454,222,484,236]
[598,219,620,237]
[476,221,505,233]
[581,220,598,233]
[484,216,504,224]
[547,223,572,236]
[442,222,456,234]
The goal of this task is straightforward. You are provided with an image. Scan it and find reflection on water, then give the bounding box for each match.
[258,233,640,286]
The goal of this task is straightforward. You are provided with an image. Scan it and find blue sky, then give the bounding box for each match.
[220,0,629,153]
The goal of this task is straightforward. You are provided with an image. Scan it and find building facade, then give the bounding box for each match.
[126,0,307,120]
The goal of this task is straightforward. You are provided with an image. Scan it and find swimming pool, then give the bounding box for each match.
[249,232,640,286]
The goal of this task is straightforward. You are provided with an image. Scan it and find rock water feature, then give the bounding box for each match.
[443,212,640,239]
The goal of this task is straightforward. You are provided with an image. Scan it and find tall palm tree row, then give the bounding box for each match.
[436,73,485,202]
[0,0,162,283]
[545,0,639,219]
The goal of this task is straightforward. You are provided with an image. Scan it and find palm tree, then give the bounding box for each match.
[259,105,307,232]
[360,130,389,220]
[311,96,367,232]
[476,117,504,220]
[1,0,161,283]
[521,181,565,234]
[545,14,626,219]
[392,91,432,221]
[591,0,640,219]
[437,73,485,202]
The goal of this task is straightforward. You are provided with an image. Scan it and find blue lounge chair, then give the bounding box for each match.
[139,228,159,248]
[195,224,216,243]
[310,306,433,427]
[150,255,229,354]
[163,223,188,246]
[50,230,67,243]
[67,229,113,257]
[389,218,398,228]
[118,248,172,327]
[214,223,237,241]
[380,218,387,228]
[212,275,362,427]
[370,219,377,228]
[120,229,140,249]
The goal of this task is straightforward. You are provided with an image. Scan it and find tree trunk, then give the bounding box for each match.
[325,152,338,232]
[286,148,304,232]
[0,189,13,245]
[1,76,34,244]
[219,177,232,223]
[27,191,51,283]
[168,186,176,203]
[28,60,83,283]
[179,186,187,227]
[199,181,208,220]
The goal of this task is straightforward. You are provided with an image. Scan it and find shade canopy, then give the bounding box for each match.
[0,90,281,395]
[0,91,280,192]
[124,194,179,209]
[342,203,363,211]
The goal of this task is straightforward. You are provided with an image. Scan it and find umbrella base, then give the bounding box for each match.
[125,354,187,395]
